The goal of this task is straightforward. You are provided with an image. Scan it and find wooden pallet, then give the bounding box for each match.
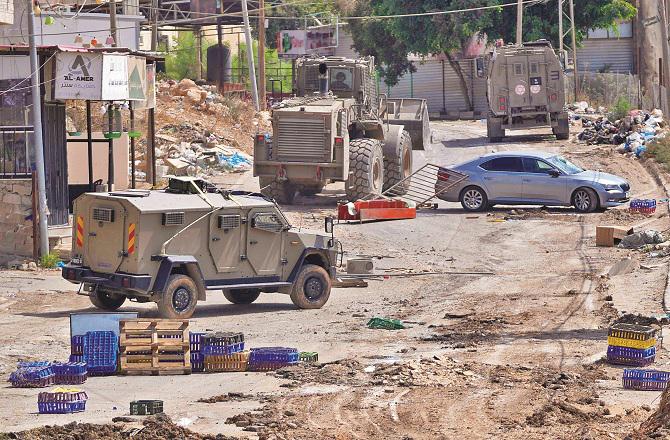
[119,319,191,375]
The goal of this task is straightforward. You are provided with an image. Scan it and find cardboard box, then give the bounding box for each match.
[596,225,634,247]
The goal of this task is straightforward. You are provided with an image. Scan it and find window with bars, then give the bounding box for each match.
[252,212,283,233]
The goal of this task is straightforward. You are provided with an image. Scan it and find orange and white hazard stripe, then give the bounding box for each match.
[128,223,136,255]
[75,216,84,248]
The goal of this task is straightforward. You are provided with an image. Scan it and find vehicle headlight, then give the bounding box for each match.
[603,184,621,191]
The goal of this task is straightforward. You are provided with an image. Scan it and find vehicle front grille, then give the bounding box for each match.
[276,117,327,162]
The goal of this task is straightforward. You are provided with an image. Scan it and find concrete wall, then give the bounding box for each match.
[0,178,33,258]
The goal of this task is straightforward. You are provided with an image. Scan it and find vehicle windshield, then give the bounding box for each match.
[546,155,584,175]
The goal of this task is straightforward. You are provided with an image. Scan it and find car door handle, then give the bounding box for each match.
[483,177,493,181]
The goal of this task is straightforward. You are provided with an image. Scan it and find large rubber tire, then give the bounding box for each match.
[487,114,504,143]
[223,289,261,304]
[346,138,384,201]
[290,264,332,309]
[459,186,489,212]
[259,177,296,205]
[553,115,570,140]
[157,274,198,319]
[297,183,325,196]
[572,187,599,213]
[383,130,413,194]
[89,288,126,311]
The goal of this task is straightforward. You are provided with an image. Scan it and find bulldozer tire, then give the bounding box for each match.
[157,274,198,319]
[297,183,325,196]
[290,264,331,309]
[346,138,384,201]
[89,288,126,311]
[224,289,261,304]
[259,177,296,205]
[383,130,413,193]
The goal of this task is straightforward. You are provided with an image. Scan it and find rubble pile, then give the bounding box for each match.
[576,107,667,158]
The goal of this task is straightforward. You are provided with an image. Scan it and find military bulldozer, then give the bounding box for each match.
[253,56,430,204]
[486,40,569,142]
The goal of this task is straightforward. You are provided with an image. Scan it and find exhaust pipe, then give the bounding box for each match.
[318,63,328,96]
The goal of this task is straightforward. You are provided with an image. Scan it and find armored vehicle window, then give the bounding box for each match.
[218,214,241,230]
[480,157,523,172]
[513,63,523,76]
[305,65,319,90]
[530,63,539,74]
[330,68,353,91]
[93,207,115,223]
[252,212,283,233]
[162,212,185,226]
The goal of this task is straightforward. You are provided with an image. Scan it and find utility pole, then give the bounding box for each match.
[258,0,266,110]
[241,0,259,111]
[217,1,224,91]
[109,0,118,46]
[196,27,203,80]
[27,2,49,257]
[569,0,578,98]
[516,0,523,44]
[558,0,563,53]
[150,0,158,51]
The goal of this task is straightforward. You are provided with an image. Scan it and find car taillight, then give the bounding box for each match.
[122,277,130,288]
[334,137,344,146]
[437,169,450,182]
[550,93,557,101]
[498,96,506,111]
[256,134,265,142]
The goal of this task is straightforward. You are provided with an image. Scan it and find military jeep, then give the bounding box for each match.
[62,177,338,319]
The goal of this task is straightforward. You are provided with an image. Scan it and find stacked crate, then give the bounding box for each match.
[202,332,247,373]
[83,331,118,375]
[119,319,191,375]
[9,363,54,388]
[190,332,206,373]
[52,362,88,385]
[607,323,656,367]
[247,347,299,372]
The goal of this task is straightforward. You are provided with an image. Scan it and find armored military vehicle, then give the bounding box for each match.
[254,56,430,204]
[62,177,338,319]
[486,40,569,142]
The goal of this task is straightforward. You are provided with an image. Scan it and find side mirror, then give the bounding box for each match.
[548,169,560,178]
[325,216,334,234]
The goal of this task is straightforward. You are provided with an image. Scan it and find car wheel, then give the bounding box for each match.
[460,186,488,212]
[224,289,261,304]
[290,264,331,309]
[90,288,126,311]
[158,274,198,319]
[572,187,599,213]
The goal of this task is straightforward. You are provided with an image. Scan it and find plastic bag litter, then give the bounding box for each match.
[217,152,251,171]
[618,230,665,249]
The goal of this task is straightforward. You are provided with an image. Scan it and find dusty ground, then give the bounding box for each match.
[1,120,670,439]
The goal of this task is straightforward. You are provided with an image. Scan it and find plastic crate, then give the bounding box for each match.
[247,348,299,372]
[190,332,206,353]
[607,345,656,367]
[201,332,245,355]
[201,342,245,355]
[18,361,51,368]
[71,335,85,355]
[83,331,118,375]
[609,323,656,341]
[299,352,319,363]
[623,369,670,391]
[608,336,656,350]
[191,352,204,373]
[204,351,250,372]
[367,318,405,330]
[9,366,55,388]
[52,362,88,385]
[38,389,87,414]
[630,199,657,214]
[130,400,164,415]
[68,355,85,363]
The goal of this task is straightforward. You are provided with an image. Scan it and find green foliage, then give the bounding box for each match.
[40,252,60,269]
[609,96,632,121]
[232,41,293,93]
[165,32,210,80]
[646,135,670,168]
[344,0,636,87]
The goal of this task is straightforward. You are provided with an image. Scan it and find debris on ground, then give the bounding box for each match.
[366,317,405,330]
[577,109,667,158]
[618,230,665,249]
[634,382,670,439]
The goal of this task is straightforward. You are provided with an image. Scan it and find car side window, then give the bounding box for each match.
[252,212,283,233]
[522,158,555,174]
[480,157,523,172]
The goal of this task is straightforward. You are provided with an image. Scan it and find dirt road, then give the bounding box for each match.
[1,120,668,439]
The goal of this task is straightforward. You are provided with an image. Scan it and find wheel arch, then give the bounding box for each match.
[571,186,601,209]
[459,184,490,201]
[153,256,207,301]
[287,248,333,283]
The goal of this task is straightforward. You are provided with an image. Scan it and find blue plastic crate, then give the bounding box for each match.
[38,390,87,414]
[51,362,87,376]
[18,361,51,368]
[9,367,54,388]
[201,342,245,355]
[71,335,85,355]
[623,368,670,391]
[608,345,656,367]
[83,331,118,374]
[190,352,204,373]
[68,355,85,363]
[247,347,299,371]
[190,332,205,352]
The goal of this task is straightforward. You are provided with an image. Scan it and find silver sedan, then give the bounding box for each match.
[436,151,630,212]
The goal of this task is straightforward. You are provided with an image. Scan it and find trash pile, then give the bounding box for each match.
[576,108,667,158]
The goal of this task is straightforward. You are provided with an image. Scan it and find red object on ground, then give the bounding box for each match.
[337,199,416,222]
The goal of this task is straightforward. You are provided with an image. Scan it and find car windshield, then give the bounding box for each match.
[545,155,584,175]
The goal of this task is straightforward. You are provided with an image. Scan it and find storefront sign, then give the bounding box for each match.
[127,56,146,101]
[54,52,103,100]
[101,54,128,101]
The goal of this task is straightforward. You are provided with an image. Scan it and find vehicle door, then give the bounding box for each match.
[478,157,524,201]
[86,201,127,273]
[520,157,567,204]
[208,211,243,274]
[527,53,548,108]
[508,57,530,108]
[245,209,285,277]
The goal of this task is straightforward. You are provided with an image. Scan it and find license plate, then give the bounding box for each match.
[70,257,82,265]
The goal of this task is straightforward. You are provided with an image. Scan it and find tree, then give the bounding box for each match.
[343,0,636,110]
[165,32,209,80]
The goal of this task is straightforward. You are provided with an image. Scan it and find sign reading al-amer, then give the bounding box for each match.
[54,52,103,100]
[54,52,130,101]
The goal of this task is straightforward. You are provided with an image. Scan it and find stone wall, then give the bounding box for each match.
[0,178,33,258]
